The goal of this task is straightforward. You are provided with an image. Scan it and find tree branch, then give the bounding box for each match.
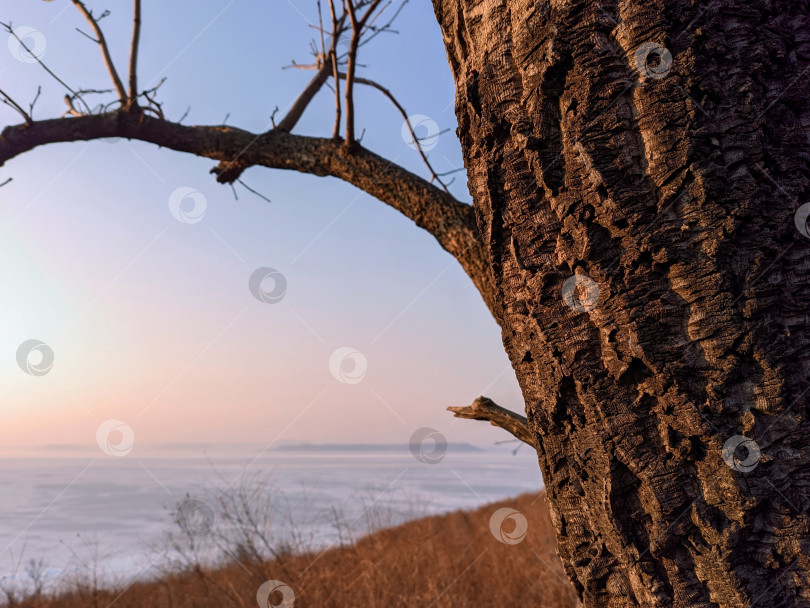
[128,0,142,109]
[70,0,128,105]
[276,61,333,132]
[344,1,361,147]
[0,112,498,318]
[447,396,536,449]
[330,48,343,139]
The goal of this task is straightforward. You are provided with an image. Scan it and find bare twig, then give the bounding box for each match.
[343,0,361,147]
[317,0,327,57]
[328,0,343,139]
[69,0,128,104]
[1,21,90,113]
[448,396,536,449]
[237,179,272,204]
[357,0,407,49]
[0,88,32,124]
[63,96,81,117]
[137,78,167,119]
[62,89,114,117]
[344,0,387,147]
[337,72,450,192]
[74,27,98,43]
[142,90,164,119]
[28,86,42,119]
[128,0,142,109]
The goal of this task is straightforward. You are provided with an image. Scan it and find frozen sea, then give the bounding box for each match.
[0,443,542,588]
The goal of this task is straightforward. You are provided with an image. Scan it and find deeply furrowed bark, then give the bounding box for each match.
[432,0,810,606]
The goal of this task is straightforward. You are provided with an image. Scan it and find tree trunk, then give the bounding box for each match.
[432,0,810,606]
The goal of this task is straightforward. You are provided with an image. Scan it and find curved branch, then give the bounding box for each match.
[0,112,498,319]
[448,396,535,448]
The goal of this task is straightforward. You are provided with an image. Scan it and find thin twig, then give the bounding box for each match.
[28,86,42,119]
[343,0,360,147]
[0,88,32,124]
[338,72,451,192]
[69,0,128,103]
[74,27,98,43]
[237,179,272,204]
[1,21,90,113]
[138,78,167,119]
[343,0,386,147]
[358,0,406,48]
[128,0,142,109]
[63,95,82,117]
[329,0,343,139]
[317,0,326,57]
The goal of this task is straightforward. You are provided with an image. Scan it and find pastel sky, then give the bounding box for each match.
[0,0,524,451]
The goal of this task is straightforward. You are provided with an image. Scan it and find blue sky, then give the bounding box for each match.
[0,0,523,450]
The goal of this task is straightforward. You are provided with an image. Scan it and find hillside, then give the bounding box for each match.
[5,492,578,608]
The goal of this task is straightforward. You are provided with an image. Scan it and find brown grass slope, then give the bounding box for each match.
[8,492,578,608]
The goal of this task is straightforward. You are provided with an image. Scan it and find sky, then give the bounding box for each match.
[0,0,524,452]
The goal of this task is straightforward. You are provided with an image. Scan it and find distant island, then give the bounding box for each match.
[0,442,489,455]
[277,443,485,452]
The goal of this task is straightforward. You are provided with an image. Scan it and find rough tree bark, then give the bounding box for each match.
[432,0,810,606]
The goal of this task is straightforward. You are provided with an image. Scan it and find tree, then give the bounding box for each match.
[2,1,809,606]
[432,0,810,605]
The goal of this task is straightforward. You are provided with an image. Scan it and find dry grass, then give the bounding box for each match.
[5,492,578,608]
